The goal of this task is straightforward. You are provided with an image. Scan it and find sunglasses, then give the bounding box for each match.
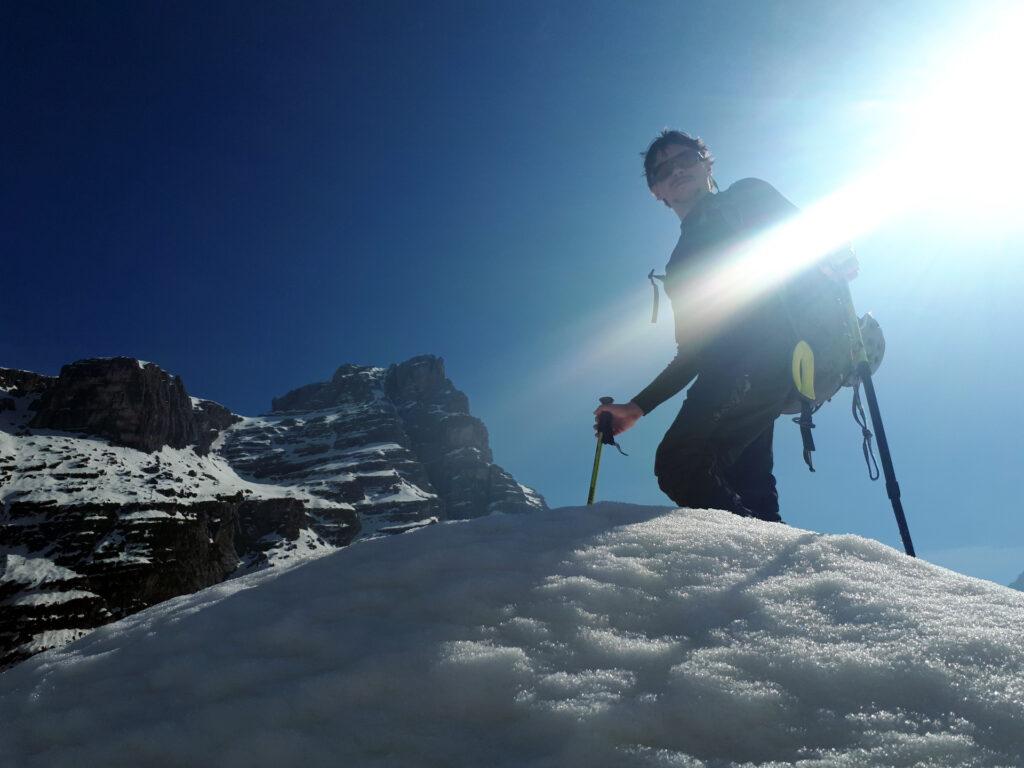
[648,147,703,185]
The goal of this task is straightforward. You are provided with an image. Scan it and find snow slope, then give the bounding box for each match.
[2,503,1022,768]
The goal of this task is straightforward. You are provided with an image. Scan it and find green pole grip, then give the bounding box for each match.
[587,397,615,506]
[587,438,604,506]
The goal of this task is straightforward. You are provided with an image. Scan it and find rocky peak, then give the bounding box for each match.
[27,357,239,455]
[383,355,495,477]
[271,363,385,413]
[384,355,468,411]
[226,354,543,527]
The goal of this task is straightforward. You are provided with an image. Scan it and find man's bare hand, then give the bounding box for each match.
[593,401,644,438]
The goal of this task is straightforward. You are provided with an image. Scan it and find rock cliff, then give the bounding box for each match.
[222,355,544,534]
[27,358,238,455]
[0,354,544,669]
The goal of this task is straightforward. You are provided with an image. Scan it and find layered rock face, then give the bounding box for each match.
[0,359,352,669]
[384,357,545,519]
[1,354,544,669]
[0,496,294,668]
[222,356,544,533]
[28,358,238,455]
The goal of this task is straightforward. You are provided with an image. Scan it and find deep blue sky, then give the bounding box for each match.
[4,1,1023,583]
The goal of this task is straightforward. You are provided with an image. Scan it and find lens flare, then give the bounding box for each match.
[645,3,1024,353]
[523,3,1024,413]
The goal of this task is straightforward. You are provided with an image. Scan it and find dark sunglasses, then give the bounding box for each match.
[648,147,703,185]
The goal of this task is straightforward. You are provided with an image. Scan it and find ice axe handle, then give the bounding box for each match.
[587,397,615,506]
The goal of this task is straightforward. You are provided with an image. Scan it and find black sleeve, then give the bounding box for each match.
[631,267,705,414]
[631,178,849,415]
[630,346,698,415]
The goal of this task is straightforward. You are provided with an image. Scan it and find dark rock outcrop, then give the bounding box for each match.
[0,368,54,398]
[384,356,544,518]
[222,355,545,529]
[225,363,443,531]
[0,493,315,669]
[28,357,240,455]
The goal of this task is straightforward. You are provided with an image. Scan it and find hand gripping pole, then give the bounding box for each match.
[587,397,616,506]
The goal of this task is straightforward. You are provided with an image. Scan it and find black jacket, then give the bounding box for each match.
[631,178,817,414]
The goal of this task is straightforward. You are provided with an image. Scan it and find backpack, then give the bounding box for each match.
[649,179,884,470]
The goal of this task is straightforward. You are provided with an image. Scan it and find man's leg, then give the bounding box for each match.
[654,372,757,516]
[655,446,752,516]
[724,422,782,522]
[655,368,790,519]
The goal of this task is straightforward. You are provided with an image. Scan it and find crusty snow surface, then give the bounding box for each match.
[1,503,1022,768]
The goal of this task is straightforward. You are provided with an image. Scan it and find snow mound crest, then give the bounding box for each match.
[1,503,1021,767]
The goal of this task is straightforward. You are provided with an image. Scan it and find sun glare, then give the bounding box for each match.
[548,3,1024,407]
[635,2,1024,355]
[897,3,1024,223]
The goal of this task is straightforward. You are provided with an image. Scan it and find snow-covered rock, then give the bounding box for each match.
[1,355,543,668]
[1,504,1020,767]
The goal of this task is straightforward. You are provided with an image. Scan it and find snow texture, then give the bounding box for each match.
[1,503,1022,768]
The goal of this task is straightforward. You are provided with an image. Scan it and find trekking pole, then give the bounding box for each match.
[587,396,615,506]
[836,279,916,557]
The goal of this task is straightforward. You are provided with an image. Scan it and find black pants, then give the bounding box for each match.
[654,363,794,522]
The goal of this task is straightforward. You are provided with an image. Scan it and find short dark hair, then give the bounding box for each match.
[642,129,714,188]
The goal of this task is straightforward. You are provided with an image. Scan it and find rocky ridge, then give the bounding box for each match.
[222,356,544,534]
[0,355,544,669]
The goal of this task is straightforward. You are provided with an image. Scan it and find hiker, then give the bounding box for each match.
[594,130,858,522]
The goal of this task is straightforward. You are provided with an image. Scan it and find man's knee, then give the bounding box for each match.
[655,466,691,508]
[655,454,751,516]
[654,440,703,506]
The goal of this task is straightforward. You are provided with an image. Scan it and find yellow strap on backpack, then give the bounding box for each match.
[792,340,815,401]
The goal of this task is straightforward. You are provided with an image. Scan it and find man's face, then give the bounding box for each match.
[648,144,711,210]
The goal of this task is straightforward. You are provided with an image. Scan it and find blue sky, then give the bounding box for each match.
[3,1,1023,583]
